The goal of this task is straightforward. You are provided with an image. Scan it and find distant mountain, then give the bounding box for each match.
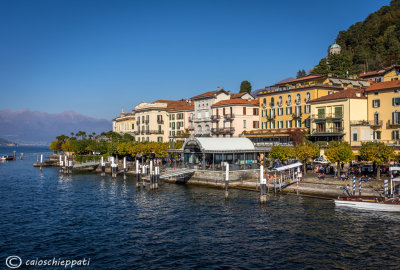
[0,109,111,145]
[0,137,16,146]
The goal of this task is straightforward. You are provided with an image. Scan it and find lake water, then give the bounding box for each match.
[1,146,400,269]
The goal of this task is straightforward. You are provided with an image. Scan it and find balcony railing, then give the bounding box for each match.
[211,115,220,121]
[188,126,194,130]
[311,113,343,120]
[292,113,302,119]
[211,127,235,135]
[277,102,283,107]
[269,102,275,107]
[266,115,276,121]
[149,130,164,134]
[136,121,141,125]
[350,120,372,126]
[311,128,344,135]
[295,99,301,105]
[144,120,149,124]
[286,100,292,106]
[133,131,140,135]
[188,118,193,122]
[157,120,164,124]
[370,120,383,128]
[387,120,400,128]
[224,114,235,121]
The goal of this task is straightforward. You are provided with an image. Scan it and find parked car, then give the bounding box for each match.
[361,164,374,175]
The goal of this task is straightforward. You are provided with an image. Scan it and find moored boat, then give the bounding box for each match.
[335,196,400,212]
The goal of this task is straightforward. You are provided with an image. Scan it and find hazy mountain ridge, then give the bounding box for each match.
[0,109,112,145]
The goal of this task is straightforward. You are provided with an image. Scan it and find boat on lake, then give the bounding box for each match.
[1,155,15,161]
[335,196,400,212]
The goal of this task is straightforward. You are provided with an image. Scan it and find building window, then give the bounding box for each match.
[278,108,283,116]
[393,130,400,140]
[243,120,247,128]
[352,129,358,141]
[253,108,259,115]
[304,105,310,114]
[262,109,267,117]
[286,120,292,128]
[306,92,310,101]
[373,99,380,108]
[253,121,259,128]
[295,119,301,128]
[296,93,301,104]
[305,118,310,128]
[393,111,400,124]
[278,120,283,128]
[278,96,282,106]
[270,97,275,107]
[269,108,275,117]
[328,91,333,95]
[287,95,291,105]
[243,107,246,115]
[270,121,275,129]
[263,98,266,105]
[393,97,400,106]
[157,137,163,142]
[286,106,292,115]
[262,122,267,129]
[373,131,381,140]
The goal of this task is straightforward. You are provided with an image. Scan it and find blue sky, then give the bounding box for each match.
[0,0,390,119]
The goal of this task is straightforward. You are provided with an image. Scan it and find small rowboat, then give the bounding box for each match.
[335,196,400,212]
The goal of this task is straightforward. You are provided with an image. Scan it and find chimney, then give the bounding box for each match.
[355,91,361,97]
[227,90,231,94]
[217,86,220,91]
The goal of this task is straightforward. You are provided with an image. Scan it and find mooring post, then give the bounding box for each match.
[136,160,140,188]
[358,179,362,196]
[101,156,105,176]
[225,162,229,200]
[69,160,73,174]
[111,157,116,178]
[40,154,43,171]
[123,157,127,179]
[13,151,16,160]
[155,166,159,189]
[141,165,146,188]
[150,160,153,175]
[20,153,23,160]
[274,174,277,194]
[353,176,356,196]
[260,165,267,204]
[384,179,388,198]
[296,167,300,196]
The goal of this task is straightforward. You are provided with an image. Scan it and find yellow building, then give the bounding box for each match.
[246,75,369,144]
[112,108,135,136]
[365,80,400,146]
[360,65,400,82]
[308,88,369,149]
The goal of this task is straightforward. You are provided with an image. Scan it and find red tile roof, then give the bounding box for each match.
[213,98,257,107]
[360,65,400,78]
[308,88,366,103]
[167,100,194,112]
[230,92,249,98]
[365,80,400,92]
[191,89,228,100]
[274,74,324,86]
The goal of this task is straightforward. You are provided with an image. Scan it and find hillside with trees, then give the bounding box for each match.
[312,0,400,76]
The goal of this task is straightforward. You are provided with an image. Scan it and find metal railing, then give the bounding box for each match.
[387,120,400,128]
[149,130,164,134]
[211,115,220,121]
[311,113,343,120]
[350,120,372,126]
[224,114,235,120]
[370,120,383,127]
[211,127,235,134]
[266,115,276,121]
[157,120,164,124]
[292,113,302,119]
[311,128,344,134]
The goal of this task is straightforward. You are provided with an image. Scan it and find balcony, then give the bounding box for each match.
[133,131,140,135]
[311,127,344,135]
[157,120,164,124]
[292,113,302,119]
[211,127,235,135]
[144,120,149,124]
[295,99,301,105]
[277,102,283,107]
[211,115,220,122]
[224,114,235,121]
[140,130,146,135]
[311,113,343,120]
[350,120,371,126]
[269,102,275,107]
[136,120,141,125]
[387,120,400,129]
[188,118,193,122]
[149,130,164,134]
[266,115,276,121]
[188,125,194,130]
[370,120,383,128]
[286,101,292,106]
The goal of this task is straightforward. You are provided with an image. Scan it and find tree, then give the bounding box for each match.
[288,129,307,146]
[325,141,354,176]
[296,69,307,78]
[359,142,394,179]
[295,142,320,173]
[269,146,295,162]
[239,80,252,93]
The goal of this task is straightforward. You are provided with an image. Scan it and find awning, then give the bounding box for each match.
[389,166,400,171]
[359,81,370,87]
[273,162,303,172]
[351,81,361,87]
[329,78,342,85]
[340,79,351,84]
